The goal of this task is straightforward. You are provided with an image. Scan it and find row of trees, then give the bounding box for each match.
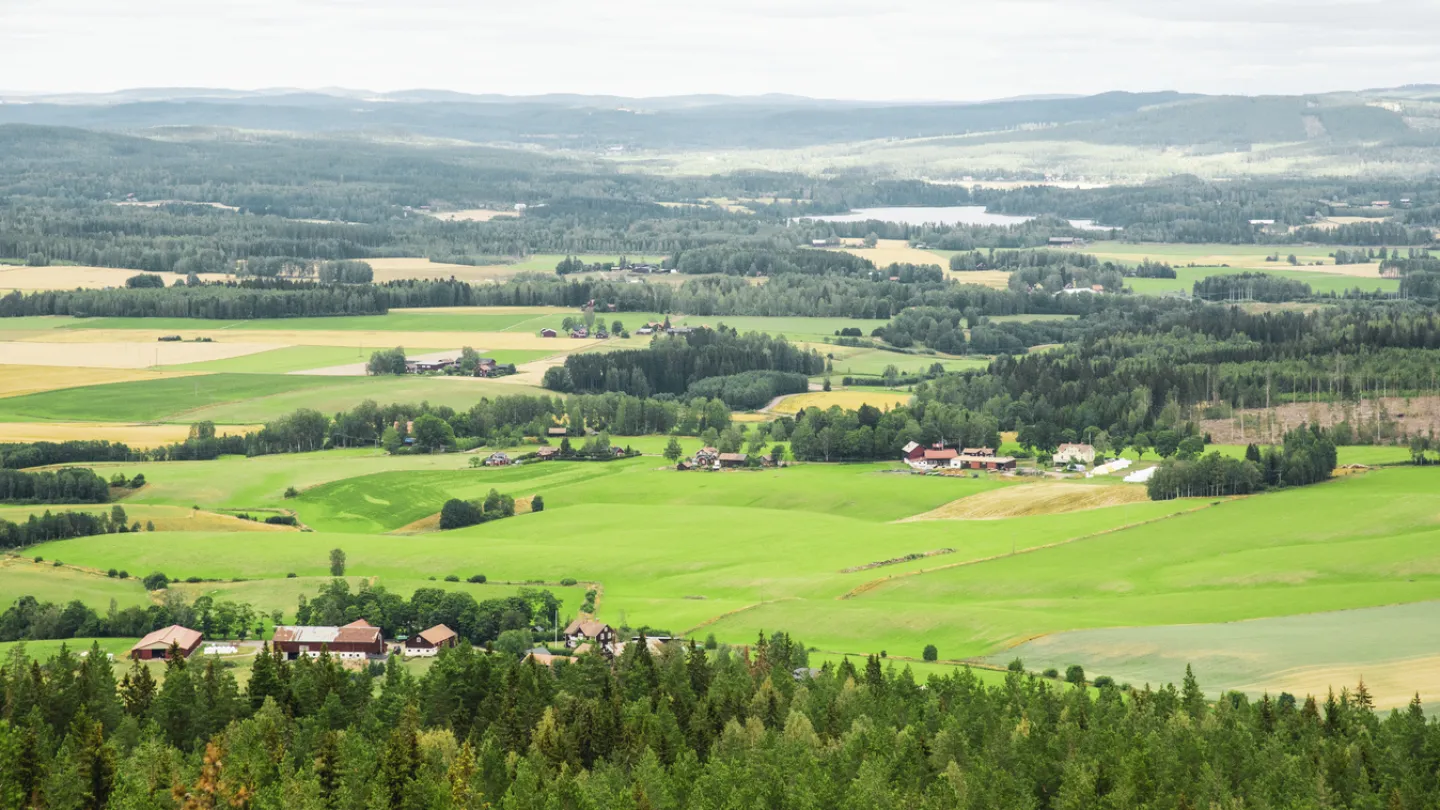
[1146,425,1339,500]
[438,490,518,530]
[0,467,110,504]
[294,577,561,645]
[0,505,148,550]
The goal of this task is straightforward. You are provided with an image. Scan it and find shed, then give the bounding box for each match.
[130,625,203,660]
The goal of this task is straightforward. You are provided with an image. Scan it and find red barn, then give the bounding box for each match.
[272,619,385,661]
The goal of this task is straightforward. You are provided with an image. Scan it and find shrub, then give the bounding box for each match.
[32,556,42,563]
[1043,668,1059,679]
[145,521,155,531]
[185,576,202,583]
[142,572,169,590]
[560,577,578,586]
[531,495,545,513]
[1093,675,1115,688]
[283,486,300,498]
[1065,664,1086,685]
[467,574,487,584]
[286,572,297,578]
[129,473,146,488]
[106,568,118,578]
[52,560,62,567]
[880,650,887,658]
[1007,658,1025,672]
[265,515,298,526]
[705,633,718,650]
[117,570,128,579]
[444,574,460,582]
[922,644,938,662]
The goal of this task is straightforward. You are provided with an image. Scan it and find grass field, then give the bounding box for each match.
[825,349,988,376]
[169,576,580,622]
[0,504,295,533]
[1127,265,1400,296]
[1083,241,1395,272]
[0,340,279,369]
[0,558,153,607]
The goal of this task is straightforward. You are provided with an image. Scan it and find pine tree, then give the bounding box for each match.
[314,730,343,809]
[1181,664,1206,719]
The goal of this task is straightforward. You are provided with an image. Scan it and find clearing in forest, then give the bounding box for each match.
[900,482,1150,521]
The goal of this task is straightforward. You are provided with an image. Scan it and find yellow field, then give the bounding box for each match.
[0,421,262,448]
[0,265,228,291]
[2,340,279,368]
[20,330,596,352]
[948,270,1013,289]
[0,366,201,398]
[366,258,523,283]
[834,239,948,269]
[0,504,293,532]
[1238,655,1440,711]
[424,209,518,223]
[770,390,912,414]
[901,483,1149,521]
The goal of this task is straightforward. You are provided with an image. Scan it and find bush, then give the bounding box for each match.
[467,574,487,584]
[531,495,544,513]
[264,515,297,526]
[145,521,155,531]
[1007,658,1025,672]
[106,568,118,578]
[32,556,42,563]
[922,644,938,662]
[444,574,460,582]
[283,486,299,498]
[142,572,169,590]
[1093,675,1115,688]
[117,570,128,579]
[1065,664,1086,685]
[286,572,297,578]
[560,577,578,586]
[52,560,62,567]
[185,576,202,583]
[705,633,718,650]
[1042,668,1059,679]
[129,474,146,488]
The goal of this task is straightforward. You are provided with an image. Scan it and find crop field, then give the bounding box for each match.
[0,373,546,424]
[770,390,913,414]
[0,422,263,447]
[0,365,200,398]
[1127,265,1400,296]
[0,264,208,291]
[902,482,1150,520]
[832,239,949,269]
[1083,241,1401,273]
[0,339,280,368]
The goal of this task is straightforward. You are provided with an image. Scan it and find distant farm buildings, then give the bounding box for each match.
[1053,443,1097,466]
[403,624,458,657]
[902,442,1015,472]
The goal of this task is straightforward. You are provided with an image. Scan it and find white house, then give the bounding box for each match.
[1053,443,1096,466]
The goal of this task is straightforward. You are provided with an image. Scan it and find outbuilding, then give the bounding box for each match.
[130,625,203,660]
[404,624,458,657]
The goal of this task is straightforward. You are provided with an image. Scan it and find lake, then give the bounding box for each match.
[805,206,1112,231]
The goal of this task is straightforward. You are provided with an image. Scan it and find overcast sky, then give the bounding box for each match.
[3,0,1436,100]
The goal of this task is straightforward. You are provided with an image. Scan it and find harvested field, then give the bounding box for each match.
[1,340,278,368]
[366,257,522,283]
[770,390,912,414]
[0,265,231,291]
[947,270,1012,288]
[22,329,595,351]
[901,483,1148,521]
[424,209,517,222]
[0,365,200,398]
[1201,395,1440,445]
[0,421,261,448]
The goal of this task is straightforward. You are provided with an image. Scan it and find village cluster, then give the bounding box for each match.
[124,615,673,670]
[902,440,1158,482]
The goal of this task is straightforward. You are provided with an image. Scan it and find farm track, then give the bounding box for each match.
[838,499,1227,600]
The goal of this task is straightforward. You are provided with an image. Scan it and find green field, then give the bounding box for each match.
[170,576,581,622]
[826,348,989,376]
[161,345,426,373]
[1127,265,1400,296]
[0,560,153,608]
[0,373,546,423]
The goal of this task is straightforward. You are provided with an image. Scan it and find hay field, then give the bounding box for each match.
[0,421,261,447]
[902,483,1150,521]
[946,269,1013,289]
[0,265,226,291]
[770,390,913,414]
[1083,241,1395,275]
[0,365,200,398]
[1,340,279,368]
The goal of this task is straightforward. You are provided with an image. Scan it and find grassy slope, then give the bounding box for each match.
[0,560,153,608]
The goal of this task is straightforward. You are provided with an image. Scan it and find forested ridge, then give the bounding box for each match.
[2,634,1439,809]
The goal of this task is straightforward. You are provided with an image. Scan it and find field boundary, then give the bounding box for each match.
[838,499,1227,600]
[682,596,800,635]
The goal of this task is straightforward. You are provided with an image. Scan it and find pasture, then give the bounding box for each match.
[1127,265,1400,296]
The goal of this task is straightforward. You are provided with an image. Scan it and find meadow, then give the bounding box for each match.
[1127,265,1400,296]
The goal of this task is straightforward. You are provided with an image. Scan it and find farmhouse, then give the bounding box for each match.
[485,452,511,467]
[405,357,456,374]
[536,447,559,460]
[901,441,925,463]
[130,625,203,660]
[718,452,748,468]
[920,448,958,468]
[962,447,995,457]
[548,426,569,438]
[540,328,557,338]
[570,327,588,339]
[271,619,385,661]
[564,618,617,654]
[1053,443,1097,466]
[403,624,458,657]
[952,453,1017,471]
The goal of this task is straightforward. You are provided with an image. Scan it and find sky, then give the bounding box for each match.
[2,0,1437,100]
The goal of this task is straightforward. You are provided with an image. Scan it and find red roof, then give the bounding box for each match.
[924,449,958,460]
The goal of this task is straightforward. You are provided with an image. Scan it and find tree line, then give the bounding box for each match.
[0,467,110,504]
[2,629,1436,809]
